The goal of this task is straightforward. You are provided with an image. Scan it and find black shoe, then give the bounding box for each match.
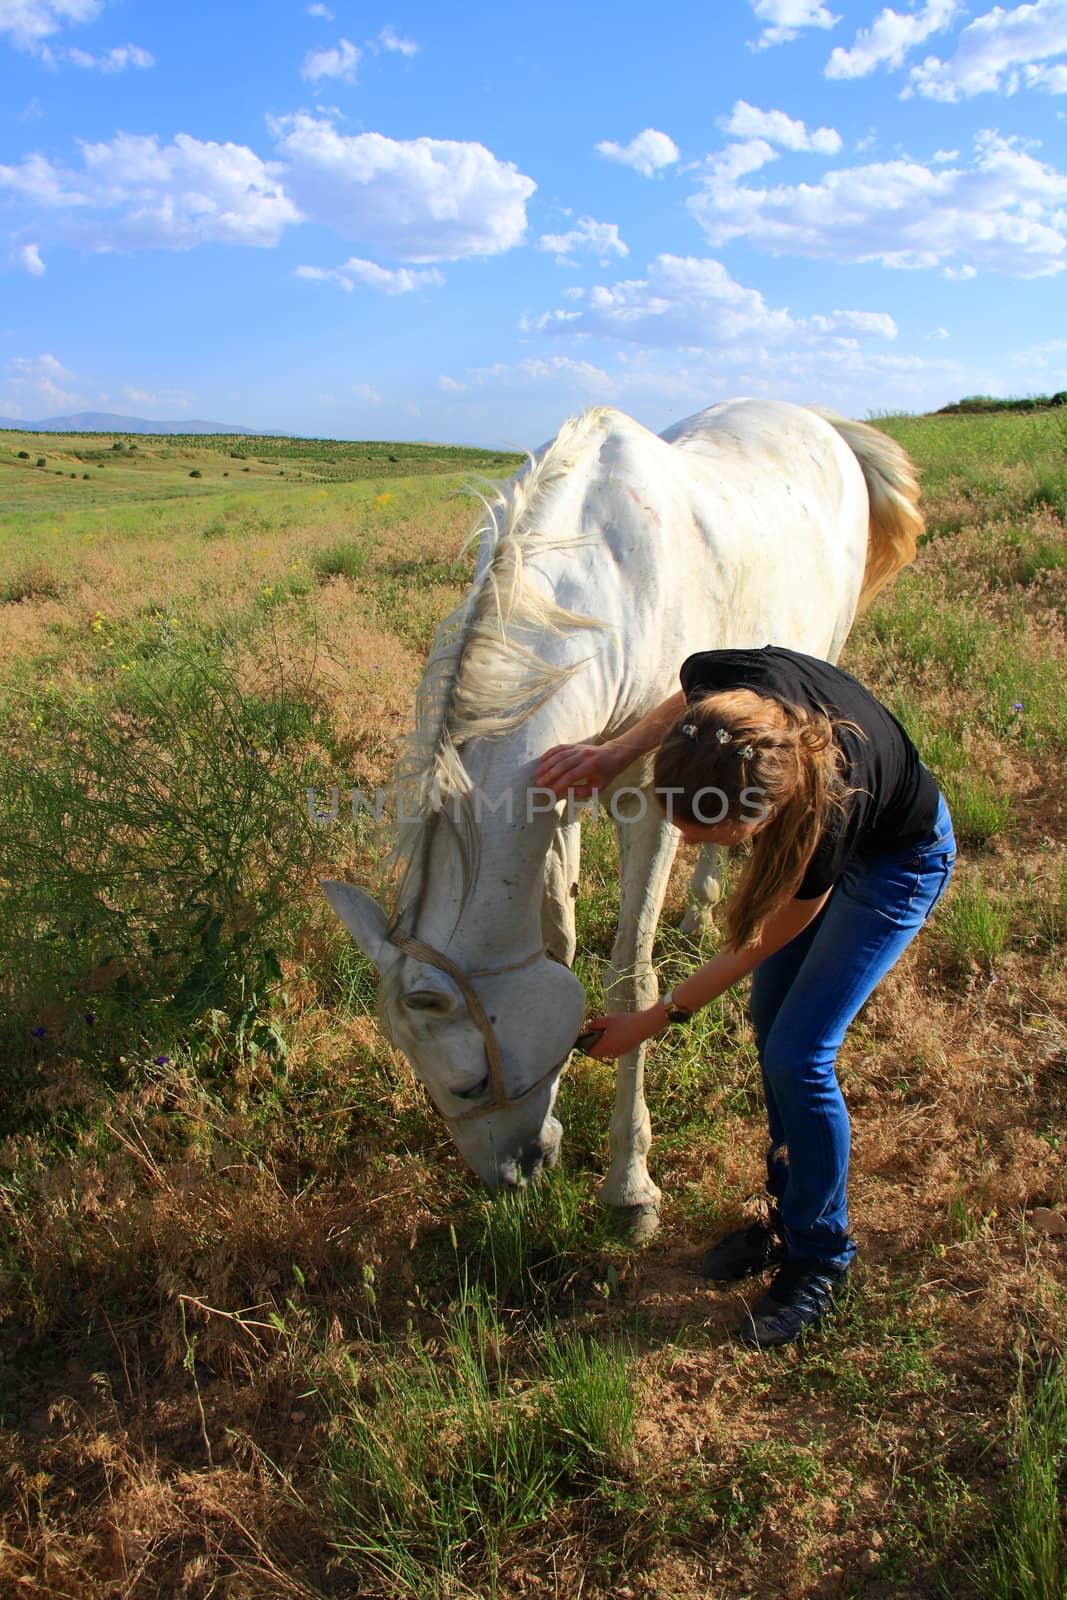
[738,1256,850,1349]
[700,1219,786,1284]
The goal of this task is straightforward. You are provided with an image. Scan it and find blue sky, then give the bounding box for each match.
[1,0,1066,445]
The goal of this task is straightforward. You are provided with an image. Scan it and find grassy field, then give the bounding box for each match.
[0,410,1064,1599]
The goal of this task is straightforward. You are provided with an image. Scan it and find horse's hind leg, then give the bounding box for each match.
[542,817,581,967]
[598,795,679,1239]
[680,842,724,936]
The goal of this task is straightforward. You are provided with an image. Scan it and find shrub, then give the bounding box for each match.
[189,469,202,478]
[0,564,64,604]
[0,632,330,1099]
[35,458,46,467]
[16,450,29,459]
[312,541,369,582]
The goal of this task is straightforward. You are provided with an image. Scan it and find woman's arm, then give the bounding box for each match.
[579,888,831,1058]
[536,690,688,798]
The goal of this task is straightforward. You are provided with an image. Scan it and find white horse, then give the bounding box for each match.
[324,398,921,1235]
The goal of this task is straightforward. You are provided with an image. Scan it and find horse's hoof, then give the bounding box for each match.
[680,905,714,937]
[611,1202,661,1243]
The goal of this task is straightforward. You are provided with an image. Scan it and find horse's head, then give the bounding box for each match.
[323,882,586,1189]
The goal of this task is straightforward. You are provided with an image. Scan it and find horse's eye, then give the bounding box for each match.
[455,1073,490,1101]
[403,990,453,1012]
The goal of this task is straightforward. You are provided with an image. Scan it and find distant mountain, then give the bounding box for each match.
[0,411,259,435]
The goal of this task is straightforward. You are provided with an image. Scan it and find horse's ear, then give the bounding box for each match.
[322,882,398,975]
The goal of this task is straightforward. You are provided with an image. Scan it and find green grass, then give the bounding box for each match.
[319,1282,637,1599]
[1,408,1066,1600]
[980,1359,1067,1600]
[311,539,371,582]
[942,773,1014,849]
[935,879,1014,969]
[0,622,332,1099]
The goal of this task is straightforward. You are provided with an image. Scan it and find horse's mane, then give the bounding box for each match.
[388,407,611,914]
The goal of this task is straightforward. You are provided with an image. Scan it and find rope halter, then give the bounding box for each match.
[385,929,567,1124]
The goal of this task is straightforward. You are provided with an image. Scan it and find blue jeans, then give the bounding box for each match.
[748,793,956,1270]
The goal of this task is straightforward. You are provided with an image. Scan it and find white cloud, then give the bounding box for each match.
[1007,336,1067,373]
[5,351,82,410]
[0,132,300,249]
[377,24,418,55]
[531,253,898,351]
[720,100,842,153]
[0,0,99,50]
[307,2,332,15]
[928,326,950,339]
[594,128,679,177]
[943,263,978,278]
[689,130,1067,277]
[0,118,537,266]
[826,0,960,78]
[301,37,361,82]
[461,355,617,395]
[16,241,45,274]
[809,309,899,338]
[353,382,383,403]
[67,42,153,71]
[119,384,190,408]
[707,138,780,181]
[748,0,840,49]
[908,0,1067,99]
[438,374,467,392]
[536,216,628,263]
[273,114,535,261]
[295,257,444,293]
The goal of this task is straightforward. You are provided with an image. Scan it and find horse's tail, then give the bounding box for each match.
[818,412,924,614]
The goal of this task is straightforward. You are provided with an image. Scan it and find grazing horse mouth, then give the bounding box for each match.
[451,1056,568,1117]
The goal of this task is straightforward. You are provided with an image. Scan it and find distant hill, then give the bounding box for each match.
[0,412,259,435]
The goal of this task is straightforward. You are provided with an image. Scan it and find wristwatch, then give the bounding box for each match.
[661,988,693,1024]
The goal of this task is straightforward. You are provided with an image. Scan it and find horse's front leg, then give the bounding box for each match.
[598,793,679,1239]
[542,816,581,967]
[680,841,724,936]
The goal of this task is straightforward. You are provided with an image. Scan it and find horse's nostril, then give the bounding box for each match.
[518,1144,544,1181]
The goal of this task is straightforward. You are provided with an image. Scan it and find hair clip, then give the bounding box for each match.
[715,726,731,745]
[679,722,699,740]
[740,743,754,760]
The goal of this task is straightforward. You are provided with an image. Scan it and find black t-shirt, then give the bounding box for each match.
[679,646,940,899]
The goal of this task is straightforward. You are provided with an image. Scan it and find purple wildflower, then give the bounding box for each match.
[84,1012,96,1025]
[31,1025,47,1039]
[154,1054,170,1067]
[1012,702,1024,711]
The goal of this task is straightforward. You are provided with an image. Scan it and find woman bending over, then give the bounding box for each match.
[536,645,956,1350]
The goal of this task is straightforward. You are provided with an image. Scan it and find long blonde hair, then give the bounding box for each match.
[653,689,855,949]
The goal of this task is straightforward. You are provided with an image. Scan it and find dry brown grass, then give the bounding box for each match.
[1,428,1065,1600]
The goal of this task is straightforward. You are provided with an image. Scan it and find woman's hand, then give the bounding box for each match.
[575,1009,661,1060]
[535,740,631,800]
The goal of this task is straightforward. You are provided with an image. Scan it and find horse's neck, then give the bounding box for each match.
[398,693,599,962]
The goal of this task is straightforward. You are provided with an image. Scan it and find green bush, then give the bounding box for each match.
[312,541,369,582]
[0,629,331,1111]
